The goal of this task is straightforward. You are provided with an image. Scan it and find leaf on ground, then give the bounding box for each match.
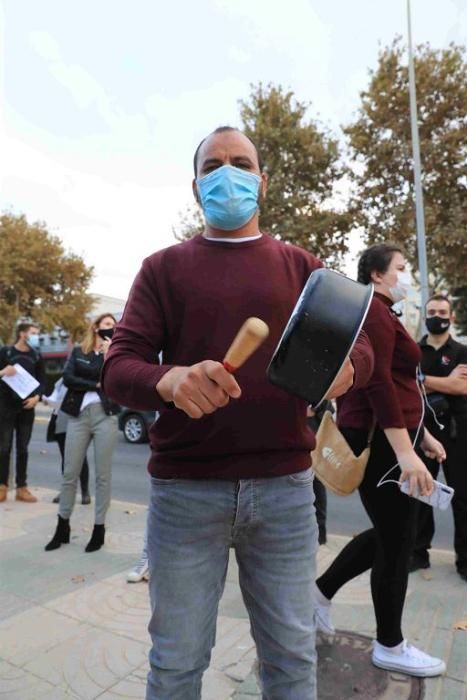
[71,575,85,584]
[453,620,467,631]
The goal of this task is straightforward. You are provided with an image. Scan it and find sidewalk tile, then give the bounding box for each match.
[45,579,150,644]
[445,630,467,683]
[0,605,84,666]
[0,660,79,699]
[23,627,147,699]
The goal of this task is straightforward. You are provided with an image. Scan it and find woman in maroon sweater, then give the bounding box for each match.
[315,244,447,678]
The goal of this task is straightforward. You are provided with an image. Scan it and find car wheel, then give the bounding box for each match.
[123,414,148,444]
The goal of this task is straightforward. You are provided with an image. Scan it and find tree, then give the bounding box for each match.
[346,39,466,290]
[173,205,204,242]
[0,213,95,343]
[240,84,352,266]
[174,84,352,267]
[453,286,467,337]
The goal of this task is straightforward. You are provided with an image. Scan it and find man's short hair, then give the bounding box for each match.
[426,294,451,311]
[15,322,38,340]
[193,126,264,176]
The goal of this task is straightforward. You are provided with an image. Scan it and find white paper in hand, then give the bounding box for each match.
[1,364,40,399]
[400,478,454,510]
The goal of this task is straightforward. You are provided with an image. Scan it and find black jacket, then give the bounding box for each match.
[61,346,120,417]
[0,345,45,409]
[420,335,467,417]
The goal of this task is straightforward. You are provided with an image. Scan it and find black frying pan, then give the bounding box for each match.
[267,268,373,408]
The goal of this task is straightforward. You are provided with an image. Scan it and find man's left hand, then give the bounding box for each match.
[23,396,39,410]
[324,358,354,401]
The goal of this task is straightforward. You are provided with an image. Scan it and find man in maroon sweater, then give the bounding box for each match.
[102,127,374,700]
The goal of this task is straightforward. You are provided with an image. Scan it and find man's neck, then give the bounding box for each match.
[14,340,29,352]
[426,332,450,350]
[203,216,260,239]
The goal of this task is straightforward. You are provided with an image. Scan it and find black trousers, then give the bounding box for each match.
[316,427,418,647]
[55,432,89,494]
[0,404,35,488]
[313,477,327,541]
[413,413,467,574]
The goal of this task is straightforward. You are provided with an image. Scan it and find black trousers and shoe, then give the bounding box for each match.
[410,413,467,581]
[316,427,418,647]
[308,412,328,545]
[0,405,35,488]
[313,477,327,545]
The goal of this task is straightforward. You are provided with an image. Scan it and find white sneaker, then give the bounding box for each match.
[372,640,446,677]
[314,587,335,636]
[126,556,149,583]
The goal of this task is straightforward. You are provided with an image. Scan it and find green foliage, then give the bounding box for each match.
[0,213,95,343]
[453,286,467,337]
[346,39,467,290]
[240,84,352,266]
[173,205,204,242]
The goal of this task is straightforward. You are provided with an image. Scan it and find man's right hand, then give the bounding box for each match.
[156,361,242,419]
[0,366,17,377]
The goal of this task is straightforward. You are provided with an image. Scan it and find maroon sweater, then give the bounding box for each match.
[102,234,374,478]
[337,293,422,431]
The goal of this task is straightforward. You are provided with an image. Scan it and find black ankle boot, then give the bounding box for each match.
[45,515,70,551]
[81,490,91,505]
[85,524,105,552]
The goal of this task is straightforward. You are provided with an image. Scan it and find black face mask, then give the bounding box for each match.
[97,328,114,340]
[426,316,450,335]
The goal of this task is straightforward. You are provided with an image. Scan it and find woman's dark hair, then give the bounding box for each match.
[357,243,404,285]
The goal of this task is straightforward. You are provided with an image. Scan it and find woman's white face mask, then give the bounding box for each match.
[389,270,412,303]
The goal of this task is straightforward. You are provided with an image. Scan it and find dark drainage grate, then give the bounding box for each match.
[317,631,424,699]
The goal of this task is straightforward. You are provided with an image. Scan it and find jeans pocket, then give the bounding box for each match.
[286,468,314,486]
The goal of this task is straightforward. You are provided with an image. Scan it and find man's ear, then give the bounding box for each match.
[192,179,200,204]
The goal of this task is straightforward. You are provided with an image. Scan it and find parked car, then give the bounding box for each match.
[118,408,157,444]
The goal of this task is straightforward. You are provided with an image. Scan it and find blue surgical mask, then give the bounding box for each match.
[196,164,261,231]
[27,334,40,349]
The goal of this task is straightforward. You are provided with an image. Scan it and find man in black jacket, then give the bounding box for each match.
[410,295,467,582]
[0,322,45,502]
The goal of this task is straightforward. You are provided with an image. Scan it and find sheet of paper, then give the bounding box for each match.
[1,364,40,399]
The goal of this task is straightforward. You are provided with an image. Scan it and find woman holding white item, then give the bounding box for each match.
[315,244,447,678]
[43,378,90,505]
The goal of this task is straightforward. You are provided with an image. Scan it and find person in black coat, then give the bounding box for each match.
[45,314,120,553]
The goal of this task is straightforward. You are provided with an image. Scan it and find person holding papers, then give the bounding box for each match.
[0,322,45,503]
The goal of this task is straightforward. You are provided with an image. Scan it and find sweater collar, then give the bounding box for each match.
[375,291,394,307]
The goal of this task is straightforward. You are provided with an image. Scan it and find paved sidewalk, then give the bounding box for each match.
[0,487,466,699]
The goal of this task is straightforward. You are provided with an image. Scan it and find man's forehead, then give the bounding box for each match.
[427,301,450,311]
[198,131,259,164]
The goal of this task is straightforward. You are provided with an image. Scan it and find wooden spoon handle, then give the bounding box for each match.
[223,317,270,373]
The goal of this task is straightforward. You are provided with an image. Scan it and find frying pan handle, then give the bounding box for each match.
[223,317,270,373]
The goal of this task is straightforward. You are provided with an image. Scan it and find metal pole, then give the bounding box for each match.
[407,0,430,315]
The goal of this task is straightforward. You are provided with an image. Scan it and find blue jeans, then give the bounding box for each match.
[146,470,318,700]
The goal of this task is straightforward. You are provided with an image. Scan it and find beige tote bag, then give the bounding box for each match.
[311,411,375,497]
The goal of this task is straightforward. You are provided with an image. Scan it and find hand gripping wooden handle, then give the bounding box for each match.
[223,317,270,373]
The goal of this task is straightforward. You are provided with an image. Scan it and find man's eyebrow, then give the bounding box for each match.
[232,155,254,164]
[200,157,224,170]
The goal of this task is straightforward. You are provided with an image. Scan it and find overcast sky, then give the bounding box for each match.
[1,0,465,300]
